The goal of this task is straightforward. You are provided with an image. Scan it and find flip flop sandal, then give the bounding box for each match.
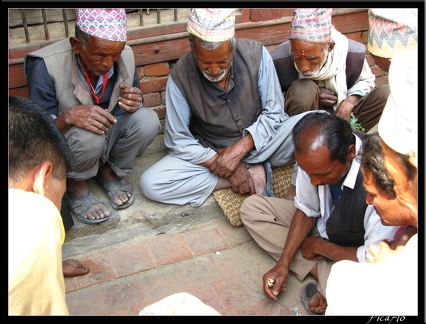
[67,191,110,224]
[99,177,135,210]
[301,282,322,316]
[262,161,275,197]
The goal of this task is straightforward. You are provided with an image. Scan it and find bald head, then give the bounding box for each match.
[292,112,354,163]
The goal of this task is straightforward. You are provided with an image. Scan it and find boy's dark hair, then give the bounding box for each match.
[9,96,72,184]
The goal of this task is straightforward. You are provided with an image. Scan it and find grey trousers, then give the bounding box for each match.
[65,107,161,180]
[140,111,312,207]
[240,194,333,298]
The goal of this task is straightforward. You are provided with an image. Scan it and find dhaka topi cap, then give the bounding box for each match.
[368,9,418,59]
[378,48,417,157]
[186,8,237,42]
[289,8,333,44]
[76,8,127,42]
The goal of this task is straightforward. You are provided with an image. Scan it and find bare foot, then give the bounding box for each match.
[284,184,296,200]
[246,163,266,195]
[308,291,327,315]
[96,164,132,207]
[67,178,110,221]
[63,259,89,277]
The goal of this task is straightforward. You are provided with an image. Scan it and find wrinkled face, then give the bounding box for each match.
[73,36,126,78]
[193,39,234,82]
[295,140,353,187]
[381,140,418,219]
[290,39,329,77]
[362,169,416,227]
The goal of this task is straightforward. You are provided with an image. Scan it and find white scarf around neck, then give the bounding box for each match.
[308,27,349,110]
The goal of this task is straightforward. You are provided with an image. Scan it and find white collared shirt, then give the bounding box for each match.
[294,134,399,262]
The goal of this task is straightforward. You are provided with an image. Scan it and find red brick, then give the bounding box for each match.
[360,30,369,44]
[9,63,27,88]
[143,92,161,107]
[375,76,389,87]
[66,278,145,315]
[144,62,170,77]
[210,276,263,311]
[147,233,193,265]
[250,9,292,22]
[137,66,143,80]
[64,276,77,292]
[366,54,375,67]
[175,255,225,288]
[161,91,166,104]
[94,241,157,278]
[65,256,117,291]
[371,65,385,78]
[217,221,253,247]
[106,307,133,316]
[140,77,168,94]
[345,31,362,43]
[185,286,225,313]
[239,299,293,316]
[183,227,229,257]
[9,86,29,98]
[152,105,166,120]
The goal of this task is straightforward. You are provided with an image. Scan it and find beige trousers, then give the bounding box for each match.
[240,194,333,298]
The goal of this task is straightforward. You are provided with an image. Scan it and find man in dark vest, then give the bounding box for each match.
[140,9,311,207]
[271,8,390,200]
[240,112,400,315]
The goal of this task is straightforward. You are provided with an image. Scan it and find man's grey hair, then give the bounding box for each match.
[189,34,237,53]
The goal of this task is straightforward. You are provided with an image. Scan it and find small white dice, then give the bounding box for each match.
[267,278,275,288]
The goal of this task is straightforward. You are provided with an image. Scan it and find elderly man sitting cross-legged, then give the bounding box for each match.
[140,9,311,209]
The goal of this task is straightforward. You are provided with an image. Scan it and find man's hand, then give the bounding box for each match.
[209,136,254,178]
[227,163,255,195]
[63,104,116,135]
[262,265,289,300]
[301,236,326,260]
[335,95,360,121]
[319,87,337,107]
[118,83,143,113]
[209,147,243,178]
[367,241,406,265]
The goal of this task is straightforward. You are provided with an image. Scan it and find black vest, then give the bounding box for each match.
[170,38,264,151]
[325,168,368,247]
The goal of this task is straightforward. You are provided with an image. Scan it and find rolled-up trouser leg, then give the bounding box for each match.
[240,194,318,282]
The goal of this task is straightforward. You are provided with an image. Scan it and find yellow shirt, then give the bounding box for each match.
[8,189,68,315]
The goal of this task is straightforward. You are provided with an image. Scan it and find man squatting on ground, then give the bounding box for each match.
[24,8,161,225]
[240,111,400,315]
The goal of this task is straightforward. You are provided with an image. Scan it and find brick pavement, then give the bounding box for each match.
[64,219,314,316]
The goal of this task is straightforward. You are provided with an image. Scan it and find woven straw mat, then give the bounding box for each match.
[212,163,294,227]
